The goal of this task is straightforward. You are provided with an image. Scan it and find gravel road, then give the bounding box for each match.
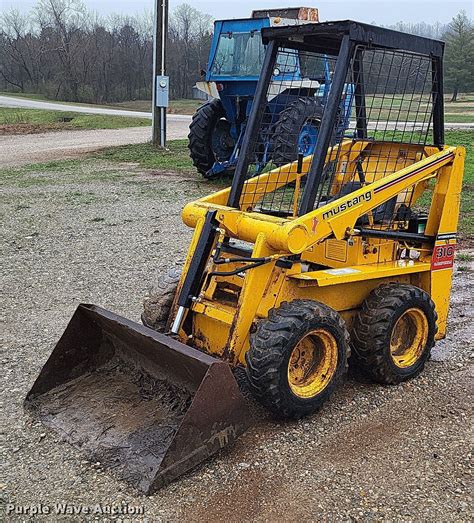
[1,95,472,129]
[0,123,191,167]
[0,95,191,120]
[1,161,472,521]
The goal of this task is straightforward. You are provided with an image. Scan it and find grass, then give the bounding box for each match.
[1,91,201,115]
[445,114,474,123]
[457,252,472,272]
[0,107,150,131]
[109,99,202,115]
[457,252,472,262]
[446,131,473,239]
[355,94,474,125]
[94,140,194,172]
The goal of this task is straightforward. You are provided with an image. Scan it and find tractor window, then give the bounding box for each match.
[299,54,332,81]
[275,49,299,74]
[211,31,265,77]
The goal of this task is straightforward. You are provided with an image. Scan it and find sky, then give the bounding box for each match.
[0,0,472,25]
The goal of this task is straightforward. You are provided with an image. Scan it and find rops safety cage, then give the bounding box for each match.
[228,20,445,236]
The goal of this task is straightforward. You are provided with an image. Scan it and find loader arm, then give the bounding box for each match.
[182,145,457,255]
[297,146,457,245]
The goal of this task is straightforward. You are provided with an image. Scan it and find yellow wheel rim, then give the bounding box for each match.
[390,308,429,368]
[287,329,338,399]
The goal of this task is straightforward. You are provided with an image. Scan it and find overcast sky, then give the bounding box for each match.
[0,0,472,25]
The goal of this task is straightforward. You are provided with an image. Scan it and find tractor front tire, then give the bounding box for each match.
[246,300,350,419]
[142,268,181,332]
[351,284,437,384]
[188,99,225,178]
[272,97,324,166]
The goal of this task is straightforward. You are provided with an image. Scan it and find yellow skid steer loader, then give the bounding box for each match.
[26,21,465,494]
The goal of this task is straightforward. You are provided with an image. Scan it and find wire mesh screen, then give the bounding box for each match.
[239,48,339,216]
[238,43,439,231]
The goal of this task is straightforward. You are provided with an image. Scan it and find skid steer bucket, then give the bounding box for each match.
[24,304,250,494]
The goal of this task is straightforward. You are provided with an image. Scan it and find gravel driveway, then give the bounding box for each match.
[1,161,472,521]
[0,122,191,168]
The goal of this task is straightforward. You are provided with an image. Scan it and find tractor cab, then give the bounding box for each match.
[189,7,352,179]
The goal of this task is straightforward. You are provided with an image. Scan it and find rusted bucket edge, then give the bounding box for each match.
[79,304,220,366]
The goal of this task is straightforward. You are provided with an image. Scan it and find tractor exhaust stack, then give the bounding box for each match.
[25,305,250,494]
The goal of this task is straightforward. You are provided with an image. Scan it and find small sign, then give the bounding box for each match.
[431,244,455,271]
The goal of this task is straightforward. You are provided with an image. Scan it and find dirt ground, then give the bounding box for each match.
[1,162,473,522]
[0,121,191,167]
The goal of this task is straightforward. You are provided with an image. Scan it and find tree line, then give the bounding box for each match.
[386,14,474,101]
[0,0,212,102]
[0,0,472,103]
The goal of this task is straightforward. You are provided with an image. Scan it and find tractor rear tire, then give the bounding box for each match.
[246,300,350,419]
[272,97,324,166]
[351,284,437,384]
[188,99,226,178]
[142,268,181,332]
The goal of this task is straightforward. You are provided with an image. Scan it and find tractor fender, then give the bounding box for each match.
[195,81,219,99]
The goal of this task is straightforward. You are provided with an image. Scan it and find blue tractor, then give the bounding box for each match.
[188,7,354,179]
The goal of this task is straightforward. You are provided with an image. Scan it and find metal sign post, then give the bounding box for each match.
[152,0,169,147]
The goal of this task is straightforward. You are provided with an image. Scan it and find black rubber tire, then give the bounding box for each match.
[351,284,437,385]
[188,98,227,178]
[272,97,324,166]
[141,268,181,332]
[246,300,350,419]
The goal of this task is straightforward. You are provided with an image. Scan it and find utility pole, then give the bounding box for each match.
[152,0,169,147]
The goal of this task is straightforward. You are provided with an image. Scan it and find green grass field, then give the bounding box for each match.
[357,94,474,124]
[0,107,150,132]
[95,140,193,172]
[0,91,201,115]
[4,91,472,122]
[108,99,201,115]
[448,131,473,238]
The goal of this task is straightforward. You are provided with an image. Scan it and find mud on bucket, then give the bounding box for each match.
[24,304,250,494]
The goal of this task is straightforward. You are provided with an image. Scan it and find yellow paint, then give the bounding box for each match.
[288,329,338,398]
[173,140,465,369]
[390,308,429,368]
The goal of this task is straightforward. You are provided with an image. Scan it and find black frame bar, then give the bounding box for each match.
[353,45,368,140]
[262,21,444,58]
[432,54,445,147]
[226,20,445,216]
[298,34,354,215]
[227,40,279,208]
[177,210,218,309]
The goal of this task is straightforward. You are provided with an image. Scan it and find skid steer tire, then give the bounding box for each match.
[246,300,350,419]
[272,97,324,166]
[351,284,437,385]
[188,99,226,178]
[142,268,181,332]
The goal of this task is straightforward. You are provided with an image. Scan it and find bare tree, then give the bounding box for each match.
[0,1,212,103]
[0,10,42,91]
[169,3,212,98]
